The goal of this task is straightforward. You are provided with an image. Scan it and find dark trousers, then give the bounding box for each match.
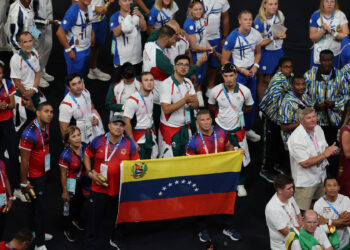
[261,115,286,172]
[321,125,339,177]
[0,118,20,189]
[85,191,125,250]
[28,174,48,247]
[0,213,6,239]
[195,214,236,233]
[63,178,85,232]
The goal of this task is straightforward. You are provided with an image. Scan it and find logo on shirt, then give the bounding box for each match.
[63,20,67,25]
[322,207,332,213]
[131,162,148,179]
[121,148,126,155]
[219,137,224,143]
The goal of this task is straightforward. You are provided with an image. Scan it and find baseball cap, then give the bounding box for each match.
[110,114,126,124]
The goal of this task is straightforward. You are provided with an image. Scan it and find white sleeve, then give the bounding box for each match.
[159,81,172,104]
[10,56,22,79]
[313,199,323,216]
[243,87,254,106]
[265,207,289,231]
[172,2,179,14]
[288,141,310,163]
[188,81,196,95]
[123,98,138,119]
[291,240,303,250]
[59,102,74,123]
[222,0,230,12]
[255,29,263,45]
[279,10,285,24]
[339,11,348,26]
[316,228,332,249]
[208,86,219,105]
[344,196,350,212]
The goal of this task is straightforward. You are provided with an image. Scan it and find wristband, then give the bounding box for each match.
[9,196,16,201]
[65,45,75,53]
[20,183,28,188]
[328,219,332,225]
[254,63,260,69]
[30,87,38,93]
[332,31,338,38]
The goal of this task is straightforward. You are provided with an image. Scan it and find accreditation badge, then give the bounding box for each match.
[31,26,41,39]
[67,178,77,195]
[0,193,6,208]
[100,163,108,180]
[239,112,245,128]
[45,153,51,172]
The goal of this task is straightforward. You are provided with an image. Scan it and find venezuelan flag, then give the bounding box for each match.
[117,151,243,223]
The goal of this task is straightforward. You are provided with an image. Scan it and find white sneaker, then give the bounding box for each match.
[246,129,261,142]
[4,150,9,159]
[14,189,27,202]
[42,72,54,82]
[237,185,247,197]
[39,78,49,88]
[197,91,204,107]
[87,68,111,81]
[34,245,47,250]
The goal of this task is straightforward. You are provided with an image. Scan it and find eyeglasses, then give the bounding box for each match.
[306,221,318,225]
[175,63,190,68]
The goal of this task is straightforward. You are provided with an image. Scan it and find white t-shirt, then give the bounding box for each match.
[183,17,207,62]
[111,79,141,107]
[202,0,230,40]
[314,194,350,249]
[159,75,195,127]
[166,35,190,64]
[288,124,328,187]
[208,83,254,131]
[310,10,348,58]
[124,91,154,134]
[223,28,263,68]
[10,49,40,90]
[291,227,332,250]
[265,193,301,250]
[148,2,179,30]
[59,89,93,144]
[254,10,285,51]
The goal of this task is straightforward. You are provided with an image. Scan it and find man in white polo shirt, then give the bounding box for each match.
[124,72,158,159]
[56,0,94,77]
[265,174,304,250]
[314,177,350,249]
[159,54,198,158]
[59,73,102,145]
[208,63,253,196]
[288,107,339,212]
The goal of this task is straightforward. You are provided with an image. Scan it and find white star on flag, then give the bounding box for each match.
[194,188,199,192]
[182,180,186,183]
[192,184,196,187]
[175,180,179,184]
[162,187,167,191]
[168,183,173,187]
[187,181,192,185]
[158,192,163,196]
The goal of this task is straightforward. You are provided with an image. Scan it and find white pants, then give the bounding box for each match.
[0,0,10,49]
[35,25,52,73]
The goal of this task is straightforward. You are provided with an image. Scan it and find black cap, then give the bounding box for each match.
[110,114,126,124]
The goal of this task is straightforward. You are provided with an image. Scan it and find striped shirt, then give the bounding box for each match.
[259,70,291,124]
[304,67,349,126]
[341,63,350,82]
[279,91,310,150]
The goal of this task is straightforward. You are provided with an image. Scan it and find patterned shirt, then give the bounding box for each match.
[304,67,349,126]
[341,63,350,82]
[280,91,310,150]
[0,79,16,122]
[59,144,86,179]
[259,70,291,124]
[85,134,139,196]
[186,126,228,155]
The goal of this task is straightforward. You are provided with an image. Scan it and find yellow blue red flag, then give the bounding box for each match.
[117,151,243,223]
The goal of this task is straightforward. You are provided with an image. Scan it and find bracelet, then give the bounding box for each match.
[65,45,75,53]
[20,183,28,188]
[254,63,260,69]
[30,87,38,93]
[9,196,16,201]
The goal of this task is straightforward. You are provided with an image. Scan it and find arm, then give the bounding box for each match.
[309,26,325,43]
[112,24,123,38]
[134,8,147,32]
[56,27,76,61]
[0,94,15,110]
[299,142,338,168]
[221,11,229,40]
[83,153,104,186]
[4,172,13,211]
[20,149,34,192]
[278,227,291,237]
[281,123,300,132]
[221,48,231,65]
[105,84,124,112]
[224,141,234,151]
[187,34,211,52]
[333,23,349,41]
[244,105,252,115]
[60,167,70,201]
[12,78,27,96]
[134,0,150,16]
[124,117,136,144]
[341,130,350,159]
[59,122,69,139]
[161,97,187,116]
[318,214,350,228]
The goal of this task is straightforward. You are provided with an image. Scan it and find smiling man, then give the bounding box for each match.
[287,107,339,212]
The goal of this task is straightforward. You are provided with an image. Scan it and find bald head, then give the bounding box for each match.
[304,210,317,220]
[165,20,180,34]
[304,210,318,234]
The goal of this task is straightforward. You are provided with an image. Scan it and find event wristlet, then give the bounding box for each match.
[65,45,75,53]
[30,87,38,93]
[20,181,30,188]
[254,63,260,69]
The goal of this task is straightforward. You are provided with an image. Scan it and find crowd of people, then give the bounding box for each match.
[0,0,350,249]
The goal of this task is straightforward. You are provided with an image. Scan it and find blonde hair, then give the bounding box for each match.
[238,10,253,21]
[155,0,174,11]
[63,126,81,146]
[319,0,339,15]
[256,0,281,24]
[187,0,204,19]
[299,107,315,120]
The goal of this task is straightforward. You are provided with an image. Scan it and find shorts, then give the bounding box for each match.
[92,18,107,45]
[64,47,91,77]
[294,182,324,211]
[208,38,221,68]
[259,48,284,74]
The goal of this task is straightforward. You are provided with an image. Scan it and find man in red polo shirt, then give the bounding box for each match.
[19,102,53,250]
[84,114,139,250]
[0,228,33,250]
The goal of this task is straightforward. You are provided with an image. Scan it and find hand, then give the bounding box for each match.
[0,101,7,109]
[275,33,286,39]
[68,50,76,61]
[197,53,208,66]
[314,103,327,111]
[187,94,198,105]
[240,68,250,77]
[91,116,99,126]
[95,6,107,15]
[249,66,258,76]
[323,142,339,158]
[49,20,60,26]
[318,215,328,225]
[221,38,226,47]
[324,100,335,109]
[236,148,245,154]
[23,89,35,98]
[321,23,331,34]
[135,143,140,152]
[23,98,35,112]
[20,182,34,195]
[132,7,142,17]
[91,32,95,47]
[62,191,70,202]
[190,74,196,85]
[88,171,105,186]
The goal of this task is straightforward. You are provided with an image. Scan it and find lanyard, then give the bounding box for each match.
[282,202,297,226]
[1,79,8,95]
[323,196,340,217]
[305,130,320,153]
[69,92,90,117]
[34,119,48,152]
[322,13,335,29]
[105,133,123,162]
[222,84,238,112]
[198,126,217,154]
[18,51,37,73]
[160,9,170,26]
[6,243,15,250]
[175,81,189,99]
[79,10,87,40]
[194,19,204,44]
[137,90,150,114]
[0,166,5,189]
